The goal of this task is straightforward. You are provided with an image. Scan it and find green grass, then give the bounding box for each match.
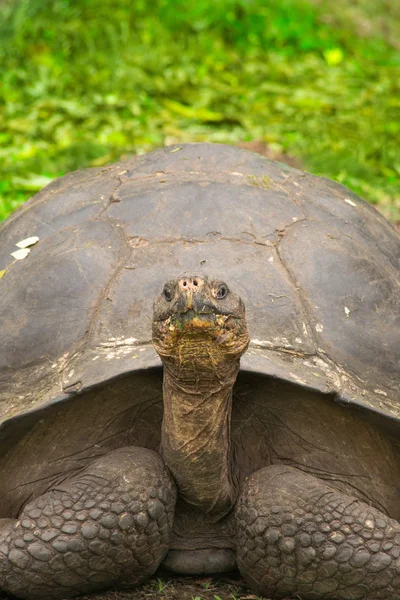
[0,0,399,221]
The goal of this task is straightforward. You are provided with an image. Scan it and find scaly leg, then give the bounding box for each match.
[0,447,176,599]
[236,465,400,599]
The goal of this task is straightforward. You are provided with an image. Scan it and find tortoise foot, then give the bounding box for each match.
[0,447,176,599]
[236,465,400,600]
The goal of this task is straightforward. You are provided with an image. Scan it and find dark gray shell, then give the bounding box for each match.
[0,143,399,429]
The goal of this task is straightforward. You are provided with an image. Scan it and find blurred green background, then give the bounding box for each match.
[0,0,399,222]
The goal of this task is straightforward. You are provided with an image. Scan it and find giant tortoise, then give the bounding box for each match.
[0,143,399,600]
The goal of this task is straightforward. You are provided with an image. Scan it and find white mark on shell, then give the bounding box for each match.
[99,337,138,348]
[11,248,30,260]
[250,339,273,348]
[16,236,39,249]
[344,306,350,317]
[365,519,374,529]
[344,198,356,207]
[309,357,332,375]
[295,337,302,344]
[105,345,136,360]
[230,172,244,177]
[288,372,305,385]
[272,336,290,346]
[67,370,75,378]
[268,256,274,263]
[374,389,388,397]
[315,323,324,332]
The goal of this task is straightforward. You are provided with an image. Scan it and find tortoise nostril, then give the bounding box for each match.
[183,281,187,287]
[193,280,198,286]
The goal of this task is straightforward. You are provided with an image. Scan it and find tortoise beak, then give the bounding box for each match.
[184,288,194,310]
[175,275,213,315]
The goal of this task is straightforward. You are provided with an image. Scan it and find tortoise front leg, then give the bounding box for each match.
[236,465,400,600]
[0,447,176,599]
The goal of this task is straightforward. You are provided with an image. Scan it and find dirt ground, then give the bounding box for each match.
[72,572,273,600]
[0,572,274,600]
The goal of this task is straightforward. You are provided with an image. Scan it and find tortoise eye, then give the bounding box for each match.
[163,285,173,302]
[216,283,228,299]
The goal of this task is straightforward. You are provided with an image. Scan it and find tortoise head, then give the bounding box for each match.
[152,274,249,366]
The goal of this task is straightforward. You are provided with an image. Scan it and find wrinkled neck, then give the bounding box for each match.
[160,344,239,518]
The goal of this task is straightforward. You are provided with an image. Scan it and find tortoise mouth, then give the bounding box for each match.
[170,309,243,335]
[153,304,240,323]
[173,309,217,330]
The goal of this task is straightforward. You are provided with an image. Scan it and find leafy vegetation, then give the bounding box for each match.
[0,0,399,221]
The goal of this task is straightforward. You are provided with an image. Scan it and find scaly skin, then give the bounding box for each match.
[236,466,400,599]
[0,448,176,599]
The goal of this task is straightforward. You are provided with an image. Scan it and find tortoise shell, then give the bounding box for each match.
[0,143,399,432]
